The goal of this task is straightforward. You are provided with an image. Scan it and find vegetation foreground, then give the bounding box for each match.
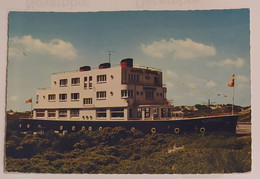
[5,127,251,174]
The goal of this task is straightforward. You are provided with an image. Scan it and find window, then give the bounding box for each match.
[154,76,160,84]
[71,109,79,117]
[153,108,159,118]
[97,91,106,99]
[145,108,150,118]
[71,93,79,101]
[111,108,124,118]
[145,76,150,80]
[36,95,39,104]
[96,108,106,118]
[128,73,139,82]
[129,108,133,118]
[60,79,68,87]
[59,94,67,102]
[168,108,172,117]
[145,91,154,99]
[84,77,88,89]
[128,90,133,98]
[121,90,133,98]
[121,90,127,98]
[97,75,107,83]
[36,109,45,117]
[89,76,92,89]
[161,108,166,117]
[137,108,142,118]
[59,110,67,118]
[71,78,80,86]
[48,94,56,101]
[83,98,92,105]
[48,109,56,117]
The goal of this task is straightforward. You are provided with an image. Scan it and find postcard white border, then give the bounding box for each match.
[0,0,259,179]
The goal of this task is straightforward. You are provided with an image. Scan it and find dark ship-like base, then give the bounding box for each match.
[18,114,239,135]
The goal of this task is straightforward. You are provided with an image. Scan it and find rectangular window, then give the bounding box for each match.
[154,76,160,84]
[145,108,150,118]
[97,91,106,99]
[84,77,88,89]
[71,78,80,86]
[121,90,133,98]
[36,95,39,104]
[60,79,68,87]
[161,108,166,117]
[48,94,56,101]
[128,90,133,98]
[48,109,56,118]
[89,76,92,89]
[59,110,67,118]
[129,108,133,118]
[111,108,124,118]
[71,109,79,118]
[97,75,107,83]
[96,108,106,118]
[36,109,45,118]
[121,90,127,98]
[83,98,93,105]
[145,91,154,99]
[153,108,159,118]
[137,108,142,118]
[71,93,79,101]
[59,94,67,102]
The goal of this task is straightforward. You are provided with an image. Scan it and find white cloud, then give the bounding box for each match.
[237,75,249,82]
[141,38,216,60]
[206,80,217,88]
[9,35,77,59]
[10,96,18,101]
[165,81,174,89]
[165,69,179,80]
[207,58,245,68]
[235,75,250,91]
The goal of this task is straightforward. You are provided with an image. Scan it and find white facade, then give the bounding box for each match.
[33,61,173,121]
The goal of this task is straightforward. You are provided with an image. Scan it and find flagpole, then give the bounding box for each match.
[31,98,33,117]
[232,84,234,115]
[232,74,235,115]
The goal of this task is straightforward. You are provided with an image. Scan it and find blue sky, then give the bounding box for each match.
[7,9,250,111]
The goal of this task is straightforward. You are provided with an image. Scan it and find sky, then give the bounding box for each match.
[6,9,251,112]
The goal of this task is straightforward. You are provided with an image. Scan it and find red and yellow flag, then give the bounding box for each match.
[228,74,235,87]
[25,98,32,103]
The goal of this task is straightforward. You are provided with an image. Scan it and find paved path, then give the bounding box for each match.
[236,122,251,135]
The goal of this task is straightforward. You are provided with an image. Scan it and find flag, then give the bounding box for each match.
[228,74,235,87]
[25,98,32,103]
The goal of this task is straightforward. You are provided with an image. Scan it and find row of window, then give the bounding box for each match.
[128,73,161,84]
[48,93,80,102]
[42,90,163,104]
[120,90,163,99]
[35,108,124,118]
[35,107,172,119]
[47,92,107,102]
[59,75,107,87]
[36,109,80,118]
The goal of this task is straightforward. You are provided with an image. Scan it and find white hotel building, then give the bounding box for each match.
[33,59,173,121]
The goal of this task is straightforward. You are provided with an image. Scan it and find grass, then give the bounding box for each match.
[5,127,251,174]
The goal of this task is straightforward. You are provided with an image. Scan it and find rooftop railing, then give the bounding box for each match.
[52,63,162,75]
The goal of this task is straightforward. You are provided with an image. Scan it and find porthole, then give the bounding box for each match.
[174,128,180,134]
